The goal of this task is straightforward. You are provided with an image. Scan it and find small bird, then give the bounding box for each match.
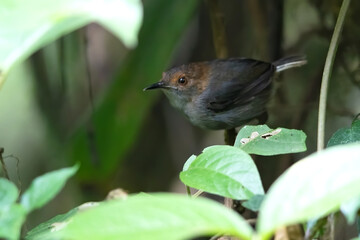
[144,56,306,130]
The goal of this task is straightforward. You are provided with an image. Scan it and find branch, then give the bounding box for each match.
[317,0,351,151]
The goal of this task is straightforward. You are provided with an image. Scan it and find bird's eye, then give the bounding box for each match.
[178,76,187,85]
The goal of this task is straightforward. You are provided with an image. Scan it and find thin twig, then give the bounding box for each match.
[4,154,22,194]
[186,186,191,196]
[209,234,222,240]
[192,190,204,198]
[317,0,352,151]
[0,148,10,180]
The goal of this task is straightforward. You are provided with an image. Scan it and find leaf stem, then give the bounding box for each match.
[0,148,9,180]
[317,0,351,151]
[192,190,204,198]
[186,186,191,196]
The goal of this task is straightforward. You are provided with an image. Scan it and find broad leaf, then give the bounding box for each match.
[0,178,18,206]
[327,120,360,147]
[26,207,79,240]
[20,165,78,212]
[55,194,253,240]
[257,143,360,238]
[234,125,307,155]
[0,0,143,87]
[0,204,26,240]
[180,146,264,200]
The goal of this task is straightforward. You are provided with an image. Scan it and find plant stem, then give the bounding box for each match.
[317,0,351,151]
[186,186,191,196]
[192,190,204,198]
[0,148,10,180]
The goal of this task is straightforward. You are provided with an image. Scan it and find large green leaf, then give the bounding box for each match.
[68,0,199,180]
[327,120,360,147]
[180,146,264,200]
[55,194,253,240]
[0,204,26,240]
[0,0,143,88]
[20,165,78,212]
[0,178,18,206]
[257,143,360,238]
[234,125,307,156]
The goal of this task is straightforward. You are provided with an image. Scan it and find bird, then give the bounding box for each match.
[144,56,306,130]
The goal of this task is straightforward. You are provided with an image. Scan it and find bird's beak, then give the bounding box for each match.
[143,81,166,91]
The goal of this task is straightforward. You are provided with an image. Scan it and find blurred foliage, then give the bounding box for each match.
[0,0,142,88]
[0,165,78,240]
[0,0,360,233]
[67,0,199,181]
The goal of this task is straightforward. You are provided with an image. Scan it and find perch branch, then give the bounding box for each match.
[317,0,351,151]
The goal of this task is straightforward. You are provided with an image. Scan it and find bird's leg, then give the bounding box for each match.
[224,128,237,146]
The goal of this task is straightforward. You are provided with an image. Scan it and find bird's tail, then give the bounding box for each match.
[273,56,307,73]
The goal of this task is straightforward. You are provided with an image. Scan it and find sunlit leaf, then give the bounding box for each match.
[257,143,360,238]
[234,125,307,156]
[0,0,143,87]
[0,204,26,240]
[0,178,18,206]
[56,194,253,240]
[180,146,264,200]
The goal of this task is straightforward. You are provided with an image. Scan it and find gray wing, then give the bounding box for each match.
[206,58,275,113]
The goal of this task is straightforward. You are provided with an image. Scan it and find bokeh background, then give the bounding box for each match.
[1,0,360,232]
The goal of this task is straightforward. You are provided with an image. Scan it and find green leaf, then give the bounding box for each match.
[327,120,360,147]
[0,178,18,206]
[242,194,265,212]
[0,0,143,87]
[180,146,264,200]
[183,155,196,171]
[26,207,79,240]
[20,165,78,212]
[56,194,253,240]
[257,143,360,238]
[0,204,26,240]
[234,125,307,156]
[341,196,360,224]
